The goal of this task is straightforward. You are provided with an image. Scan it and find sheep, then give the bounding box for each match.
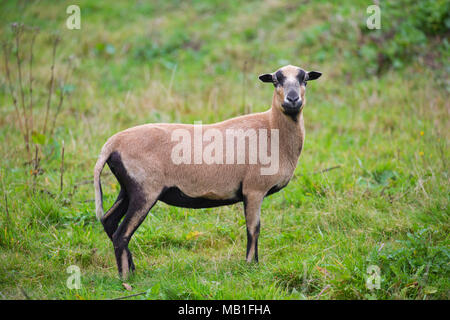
[94,64,322,278]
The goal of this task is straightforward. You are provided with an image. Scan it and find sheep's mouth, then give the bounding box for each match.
[282,101,303,114]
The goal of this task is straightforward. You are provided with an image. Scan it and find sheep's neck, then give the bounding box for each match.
[269,92,305,162]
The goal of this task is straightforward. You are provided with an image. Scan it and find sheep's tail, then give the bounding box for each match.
[94,145,112,221]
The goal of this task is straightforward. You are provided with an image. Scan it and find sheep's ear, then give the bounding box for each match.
[259,73,274,83]
[306,71,322,81]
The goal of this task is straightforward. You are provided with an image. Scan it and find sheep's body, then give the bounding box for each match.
[94,65,320,278]
[96,110,300,212]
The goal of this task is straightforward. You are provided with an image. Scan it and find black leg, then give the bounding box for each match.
[243,192,263,263]
[100,189,129,240]
[111,190,160,279]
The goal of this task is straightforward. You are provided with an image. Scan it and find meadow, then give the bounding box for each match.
[0,0,448,299]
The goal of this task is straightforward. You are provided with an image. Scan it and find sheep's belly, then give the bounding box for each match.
[158,186,243,209]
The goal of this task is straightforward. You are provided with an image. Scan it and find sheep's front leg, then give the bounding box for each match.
[243,192,264,263]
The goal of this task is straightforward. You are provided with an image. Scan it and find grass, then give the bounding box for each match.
[0,0,448,300]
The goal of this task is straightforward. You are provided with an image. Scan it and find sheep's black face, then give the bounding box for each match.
[259,65,322,117]
[276,69,305,114]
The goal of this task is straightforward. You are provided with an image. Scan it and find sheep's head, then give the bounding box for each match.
[259,65,321,116]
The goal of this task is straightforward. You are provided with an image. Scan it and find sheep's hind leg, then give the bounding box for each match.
[100,188,129,240]
[112,188,161,279]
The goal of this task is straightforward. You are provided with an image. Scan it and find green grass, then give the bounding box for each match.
[0,0,448,300]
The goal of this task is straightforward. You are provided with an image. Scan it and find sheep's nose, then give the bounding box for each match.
[286,94,299,103]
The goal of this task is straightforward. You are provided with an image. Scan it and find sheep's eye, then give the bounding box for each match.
[275,71,286,86]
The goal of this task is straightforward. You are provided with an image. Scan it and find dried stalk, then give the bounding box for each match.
[314,165,342,175]
[13,23,30,154]
[1,170,9,222]
[111,292,147,300]
[60,140,65,193]
[2,41,26,140]
[242,60,248,114]
[50,57,73,136]
[32,145,39,191]
[42,35,60,135]
[28,27,38,140]
[19,286,31,300]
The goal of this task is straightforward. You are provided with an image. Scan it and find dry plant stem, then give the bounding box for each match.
[28,29,38,140]
[60,140,65,193]
[50,82,65,137]
[317,284,331,299]
[111,292,146,300]
[1,171,9,222]
[19,287,31,300]
[43,36,59,135]
[4,189,9,222]
[50,58,72,136]
[2,42,25,136]
[314,165,342,174]
[14,24,30,154]
[32,145,39,191]
[242,60,248,114]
